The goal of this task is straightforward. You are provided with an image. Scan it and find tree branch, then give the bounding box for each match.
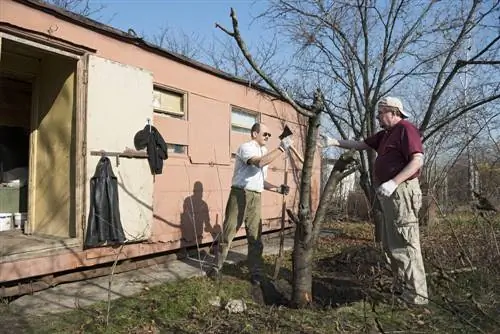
[216,8,315,118]
[310,150,358,244]
[421,1,483,131]
[457,60,500,66]
[423,94,500,141]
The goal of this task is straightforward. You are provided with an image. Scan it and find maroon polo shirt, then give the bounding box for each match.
[364,120,423,184]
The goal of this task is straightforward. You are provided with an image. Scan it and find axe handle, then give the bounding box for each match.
[273,157,288,281]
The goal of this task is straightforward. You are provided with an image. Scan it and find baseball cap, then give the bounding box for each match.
[378,96,409,118]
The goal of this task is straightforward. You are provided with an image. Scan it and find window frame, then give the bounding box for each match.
[152,84,189,157]
[152,84,187,120]
[230,106,260,134]
[166,143,187,155]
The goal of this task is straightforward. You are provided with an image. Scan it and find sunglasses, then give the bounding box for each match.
[263,132,272,138]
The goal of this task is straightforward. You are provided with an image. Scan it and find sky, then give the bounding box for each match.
[87,0,271,49]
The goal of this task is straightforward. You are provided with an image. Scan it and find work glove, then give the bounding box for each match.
[279,184,290,195]
[279,137,293,151]
[377,180,398,197]
[320,134,339,147]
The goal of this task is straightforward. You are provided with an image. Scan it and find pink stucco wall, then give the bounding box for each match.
[0,0,321,282]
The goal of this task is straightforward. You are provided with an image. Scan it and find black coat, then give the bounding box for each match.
[134,125,168,175]
[84,156,126,249]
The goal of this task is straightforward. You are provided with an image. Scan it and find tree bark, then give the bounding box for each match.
[291,217,314,307]
[291,113,358,307]
[359,170,384,243]
[291,113,318,307]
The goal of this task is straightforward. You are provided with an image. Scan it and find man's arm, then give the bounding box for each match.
[322,136,370,150]
[377,152,423,197]
[392,153,424,185]
[264,181,279,192]
[337,139,370,150]
[248,148,284,168]
[247,137,293,168]
[264,181,289,195]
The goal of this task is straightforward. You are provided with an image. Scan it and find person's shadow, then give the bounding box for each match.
[180,181,221,265]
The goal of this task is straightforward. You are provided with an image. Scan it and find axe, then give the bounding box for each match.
[279,125,304,163]
[273,125,293,281]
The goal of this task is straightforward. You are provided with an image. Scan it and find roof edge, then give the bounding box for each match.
[14,0,284,100]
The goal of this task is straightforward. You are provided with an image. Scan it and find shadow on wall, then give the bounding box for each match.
[180,181,221,246]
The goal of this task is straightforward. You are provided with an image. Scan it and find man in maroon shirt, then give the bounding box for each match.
[322,96,428,305]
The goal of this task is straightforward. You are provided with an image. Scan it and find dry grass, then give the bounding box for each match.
[3,213,500,333]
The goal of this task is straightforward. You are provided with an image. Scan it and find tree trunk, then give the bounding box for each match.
[291,114,319,307]
[359,171,384,243]
[291,113,358,307]
[291,218,313,307]
[359,150,384,243]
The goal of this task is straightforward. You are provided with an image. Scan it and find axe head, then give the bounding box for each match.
[279,125,293,140]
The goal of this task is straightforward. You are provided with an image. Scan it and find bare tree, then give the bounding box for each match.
[422,108,500,208]
[42,0,105,17]
[217,0,500,307]
[204,33,289,86]
[217,8,358,308]
[260,0,500,240]
[148,25,287,86]
[150,25,203,59]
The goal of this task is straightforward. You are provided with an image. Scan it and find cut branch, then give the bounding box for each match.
[427,267,477,277]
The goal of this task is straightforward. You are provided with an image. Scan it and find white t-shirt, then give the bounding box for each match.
[231,140,268,192]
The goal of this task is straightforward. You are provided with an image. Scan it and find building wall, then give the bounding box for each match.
[0,0,321,282]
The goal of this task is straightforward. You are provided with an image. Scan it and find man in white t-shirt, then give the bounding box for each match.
[215,123,293,285]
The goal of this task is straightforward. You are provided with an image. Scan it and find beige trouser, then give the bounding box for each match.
[217,187,263,276]
[378,178,428,302]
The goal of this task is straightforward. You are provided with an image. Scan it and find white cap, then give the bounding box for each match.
[378,96,409,118]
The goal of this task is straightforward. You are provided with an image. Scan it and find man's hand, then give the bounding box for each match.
[279,184,290,195]
[377,180,398,197]
[279,137,293,151]
[319,134,339,147]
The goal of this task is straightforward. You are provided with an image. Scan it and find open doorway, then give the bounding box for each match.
[0,76,30,230]
[0,35,79,257]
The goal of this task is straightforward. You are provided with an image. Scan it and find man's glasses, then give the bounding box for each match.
[263,132,272,138]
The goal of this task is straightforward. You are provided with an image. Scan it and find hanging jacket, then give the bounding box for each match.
[134,125,168,175]
[84,156,126,249]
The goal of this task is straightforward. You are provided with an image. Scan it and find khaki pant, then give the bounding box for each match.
[217,187,263,276]
[379,178,428,303]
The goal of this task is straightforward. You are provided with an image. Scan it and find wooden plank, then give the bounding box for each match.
[85,55,154,241]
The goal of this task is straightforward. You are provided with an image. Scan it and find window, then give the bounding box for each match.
[153,87,185,119]
[167,143,186,154]
[231,107,259,134]
[153,86,187,155]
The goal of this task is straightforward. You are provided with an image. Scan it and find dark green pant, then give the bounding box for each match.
[217,187,263,276]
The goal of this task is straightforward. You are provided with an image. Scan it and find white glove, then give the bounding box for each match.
[320,134,339,147]
[279,137,293,151]
[377,180,398,197]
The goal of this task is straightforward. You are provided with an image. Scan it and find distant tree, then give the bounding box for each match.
[150,25,202,60]
[42,0,105,17]
[204,33,289,86]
